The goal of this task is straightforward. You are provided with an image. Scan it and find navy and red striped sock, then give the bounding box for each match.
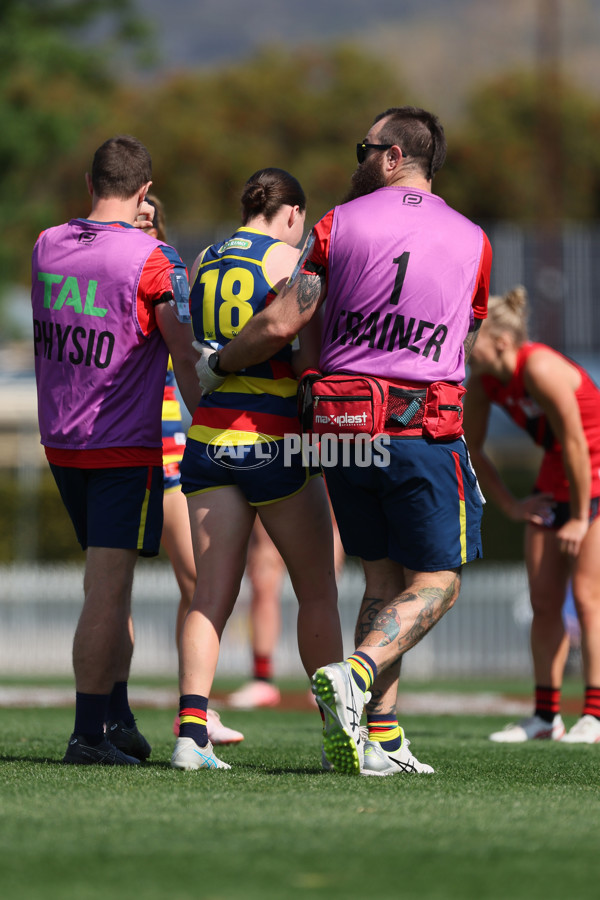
[178,694,209,746]
[347,651,377,693]
[367,712,402,752]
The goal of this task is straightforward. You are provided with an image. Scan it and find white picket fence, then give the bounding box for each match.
[0,562,534,678]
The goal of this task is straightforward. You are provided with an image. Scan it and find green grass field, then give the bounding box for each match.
[1,684,600,900]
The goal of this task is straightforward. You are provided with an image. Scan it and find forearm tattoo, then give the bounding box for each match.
[296,272,322,315]
[362,576,459,653]
[463,319,482,361]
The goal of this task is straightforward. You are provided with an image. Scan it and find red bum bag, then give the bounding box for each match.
[298,370,387,436]
[298,370,465,441]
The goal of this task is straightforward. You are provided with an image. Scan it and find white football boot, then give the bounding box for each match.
[360,727,434,775]
[561,715,600,743]
[171,737,231,770]
[312,662,370,775]
[489,714,565,743]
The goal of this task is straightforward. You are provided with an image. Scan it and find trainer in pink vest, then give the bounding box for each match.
[32,219,169,450]
[319,186,486,384]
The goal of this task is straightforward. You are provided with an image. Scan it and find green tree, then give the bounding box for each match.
[96,44,409,235]
[1,36,409,293]
[0,0,149,293]
[438,70,600,222]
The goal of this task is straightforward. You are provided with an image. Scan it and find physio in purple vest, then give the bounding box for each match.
[31,135,200,766]
[197,106,493,776]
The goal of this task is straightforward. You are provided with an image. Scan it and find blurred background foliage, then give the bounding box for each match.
[3,0,600,293]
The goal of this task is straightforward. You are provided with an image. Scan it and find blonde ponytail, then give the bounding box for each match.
[486,285,529,345]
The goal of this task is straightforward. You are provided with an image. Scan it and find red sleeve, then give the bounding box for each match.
[471,230,492,320]
[137,245,188,336]
[303,209,334,273]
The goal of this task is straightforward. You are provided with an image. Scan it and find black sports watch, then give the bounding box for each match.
[208,352,228,378]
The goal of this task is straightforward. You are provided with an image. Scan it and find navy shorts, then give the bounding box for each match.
[532,494,600,529]
[324,437,483,572]
[180,435,320,506]
[49,464,164,557]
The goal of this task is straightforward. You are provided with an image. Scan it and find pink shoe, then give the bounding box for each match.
[207,709,244,745]
[172,709,244,744]
[228,680,281,709]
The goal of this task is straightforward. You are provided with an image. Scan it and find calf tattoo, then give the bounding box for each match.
[370,606,400,646]
[363,577,459,652]
[355,596,386,645]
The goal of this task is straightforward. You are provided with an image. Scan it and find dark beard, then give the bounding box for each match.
[342,157,387,203]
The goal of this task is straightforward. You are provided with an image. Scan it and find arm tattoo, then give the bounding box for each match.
[296,272,322,315]
[463,319,482,362]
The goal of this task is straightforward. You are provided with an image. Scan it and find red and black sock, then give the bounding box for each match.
[253,654,273,682]
[534,685,561,723]
[582,686,600,720]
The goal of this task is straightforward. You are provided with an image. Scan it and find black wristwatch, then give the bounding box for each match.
[208,352,228,377]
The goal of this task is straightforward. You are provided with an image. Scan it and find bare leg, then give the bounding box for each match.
[356,559,460,673]
[73,547,137,694]
[330,502,346,579]
[313,556,453,775]
[112,489,195,715]
[113,615,135,685]
[354,560,407,719]
[179,487,255,698]
[162,487,244,743]
[258,477,343,676]
[161,487,197,645]
[227,520,285,708]
[525,524,570,687]
[247,519,285,662]
[571,516,600,685]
